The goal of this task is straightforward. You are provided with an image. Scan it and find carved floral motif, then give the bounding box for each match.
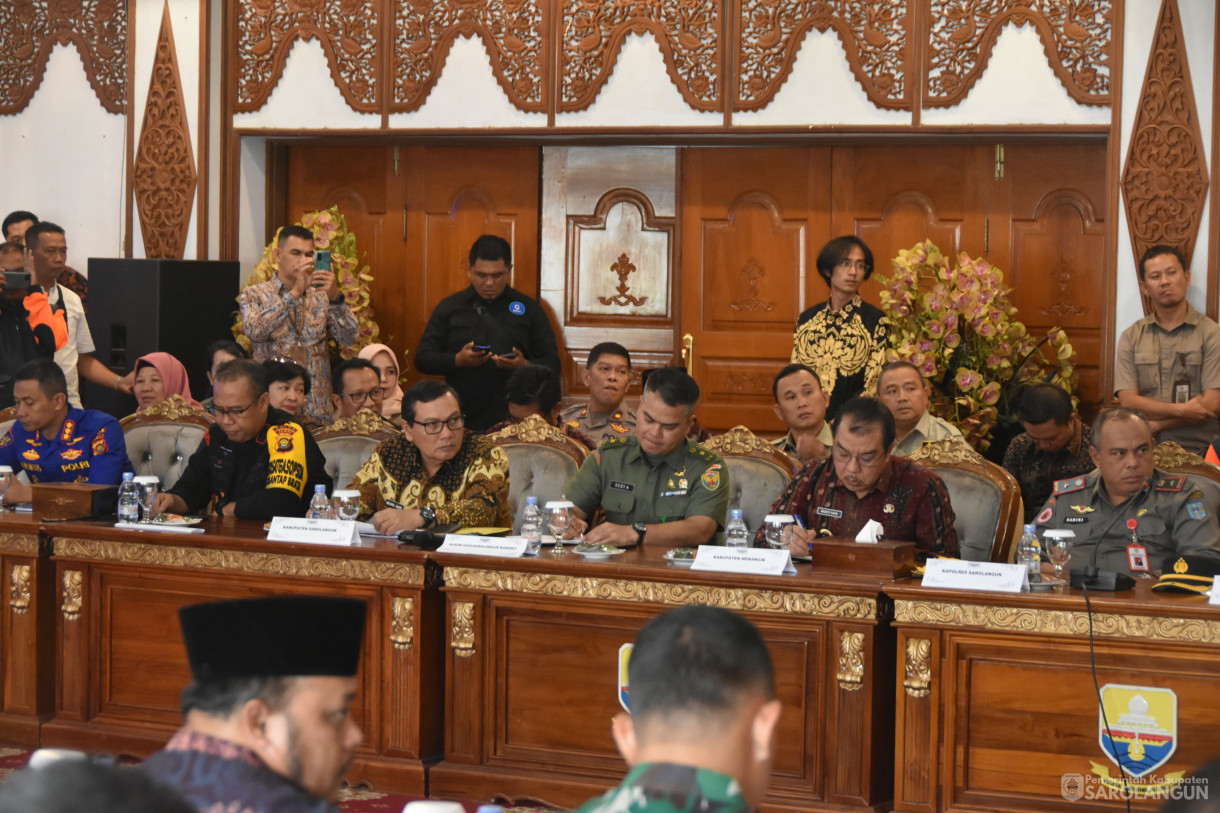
[392,0,545,113]
[836,630,865,691]
[10,565,30,615]
[451,601,476,657]
[736,0,909,111]
[561,0,722,112]
[133,6,196,260]
[0,0,127,114]
[729,258,774,312]
[390,597,414,651]
[235,1,380,113]
[908,437,986,466]
[925,0,1111,108]
[598,253,647,307]
[62,570,82,621]
[1153,440,1208,470]
[903,637,931,697]
[1120,0,1208,276]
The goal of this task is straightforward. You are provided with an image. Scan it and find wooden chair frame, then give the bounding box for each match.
[487,414,588,465]
[702,425,801,475]
[119,395,212,431]
[314,408,400,443]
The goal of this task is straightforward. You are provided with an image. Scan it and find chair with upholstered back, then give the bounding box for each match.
[315,409,400,490]
[120,396,213,490]
[908,438,1021,562]
[487,414,589,532]
[1154,440,1220,506]
[0,407,14,440]
[702,426,800,536]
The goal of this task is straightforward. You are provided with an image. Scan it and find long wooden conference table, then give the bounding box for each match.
[0,514,1216,812]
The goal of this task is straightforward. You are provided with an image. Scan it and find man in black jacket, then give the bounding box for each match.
[0,243,56,408]
[152,359,332,520]
[415,234,559,432]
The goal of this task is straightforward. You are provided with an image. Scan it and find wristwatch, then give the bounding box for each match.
[420,507,437,528]
[631,522,647,548]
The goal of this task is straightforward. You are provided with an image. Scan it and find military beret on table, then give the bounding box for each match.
[1151,555,1220,595]
[179,596,366,681]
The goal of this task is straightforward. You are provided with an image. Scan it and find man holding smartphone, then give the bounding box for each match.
[239,225,358,424]
[416,234,559,432]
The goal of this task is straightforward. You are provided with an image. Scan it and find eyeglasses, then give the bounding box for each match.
[832,446,885,468]
[835,259,870,272]
[341,390,382,404]
[411,415,466,435]
[209,401,258,419]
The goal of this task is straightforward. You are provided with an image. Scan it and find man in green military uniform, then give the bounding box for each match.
[567,367,728,547]
[1034,407,1220,576]
[572,605,781,813]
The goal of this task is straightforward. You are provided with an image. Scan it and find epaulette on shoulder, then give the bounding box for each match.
[1052,476,1087,495]
[1156,476,1187,493]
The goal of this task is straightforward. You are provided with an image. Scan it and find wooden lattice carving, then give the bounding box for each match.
[924,0,1111,108]
[391,0,545,113]
[0,0,127,114]
[134,5,196,260]
[234,0,380,113]
[736,0,910,111]
[1120,0,1208,285]
[560,0,722,112]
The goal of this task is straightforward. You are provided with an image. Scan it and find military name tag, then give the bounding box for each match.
[1064,516,1087,524]
[816,507,843,519]
[386,499,404,510]
[610,481,634,492]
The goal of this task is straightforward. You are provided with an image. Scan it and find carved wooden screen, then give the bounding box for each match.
[283,145,541,390]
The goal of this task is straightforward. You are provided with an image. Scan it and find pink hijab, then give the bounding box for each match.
[358,343,404,417]
[135,352,201,410]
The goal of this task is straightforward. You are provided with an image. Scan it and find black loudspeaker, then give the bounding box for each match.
[83,258,242,419]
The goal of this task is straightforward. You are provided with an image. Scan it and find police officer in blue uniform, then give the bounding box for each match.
[0,359,132,503]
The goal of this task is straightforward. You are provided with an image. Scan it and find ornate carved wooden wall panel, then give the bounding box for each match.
[566,188,673,324]
[559,0,723,112]
[234,0,381,113]
[0,0,127,114]
[391,0,546,113]
[134,5,197,260]
[1120,0,1208,281]
[735,0,911,111]
[924,0,1112,109]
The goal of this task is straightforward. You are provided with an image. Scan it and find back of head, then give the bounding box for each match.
[469,234,511,267]
[642,367,699,411]
[1016,383,1074,426]
[0,758,197,813]
[628,605,773,734]
[402,379,460,424]
[277,224,314,246]
[1160,759,1220,813]
[832,396,896,450]
[506,364,561,413]
[214,358,268,396]
[15,358,68,399]
[206,339,247,363]
[23,220,64,250]
[588,341,632,369]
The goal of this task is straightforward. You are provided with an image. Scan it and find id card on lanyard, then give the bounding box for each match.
[1125,518,1150,572]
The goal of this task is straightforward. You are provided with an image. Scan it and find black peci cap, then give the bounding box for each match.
[1151,555,1220,595]
[179,596,366,680]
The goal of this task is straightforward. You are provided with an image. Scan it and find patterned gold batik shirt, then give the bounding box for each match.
[791,295,889,420]
[348,432,511,528]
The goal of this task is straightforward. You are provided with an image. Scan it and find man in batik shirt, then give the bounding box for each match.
[1002,383,1093,524]
[239,224,358,424]
[348,380,511,533]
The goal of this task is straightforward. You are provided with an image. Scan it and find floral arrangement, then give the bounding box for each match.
[876,240,1077,451]
[232,206,380,358]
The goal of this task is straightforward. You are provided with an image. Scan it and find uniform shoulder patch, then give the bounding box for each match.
[1155,476,1186,492]
[700,463,722,491]
[1052,477,1086,495]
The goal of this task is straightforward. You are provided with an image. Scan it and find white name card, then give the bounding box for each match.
[1209,576,1220,606]
[922,559,1029,593]
[436,535,528,558]
[690,546,797,576]
[267,517,360,547]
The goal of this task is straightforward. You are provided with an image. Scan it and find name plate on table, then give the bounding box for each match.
[1210,576,1220,606]
[436,535,527,558]
[267,517,360,547]
[690,546,797,576]
[922,559,1029,593]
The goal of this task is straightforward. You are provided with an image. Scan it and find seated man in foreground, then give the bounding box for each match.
[139,596,365,813]
[574,605,781,813]
[1001,382,1093,523]
[762,396,959,560]
[0,359,133,503]
[349,379,511,534]
[769,363,833,465]
[1034,407,1220,576]
[559,341,637,445]
[567,367,728,547]
[877,360,962,456]
[153,359,331,520]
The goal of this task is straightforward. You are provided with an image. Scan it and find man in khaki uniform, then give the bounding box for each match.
[560,342,636,445]
[1115,245,1220,454]
[769,363,833,466]
[1034,408,1220,577]
[567,368,727,547]
[877,360,963,456]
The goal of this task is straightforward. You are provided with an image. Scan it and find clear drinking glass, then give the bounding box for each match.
[1044,530,1075,582]
[332,490,361,523]
[134,476,160,522]
[546,500,574,557]
[0,466,12,511]
[763,514,795,550]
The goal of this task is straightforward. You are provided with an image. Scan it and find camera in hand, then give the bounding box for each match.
[3,271,31,291]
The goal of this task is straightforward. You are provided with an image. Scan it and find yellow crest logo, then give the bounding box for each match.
[617,643,633,713]
[1090,684,1178,792]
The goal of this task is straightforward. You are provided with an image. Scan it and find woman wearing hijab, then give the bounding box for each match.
[132,352,201,412]
[358,343,404,423]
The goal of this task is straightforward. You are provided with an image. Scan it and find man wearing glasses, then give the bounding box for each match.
[153,359,332,520]
[329,358,387,422]
[760,396,959,561]
[347,379,511,534]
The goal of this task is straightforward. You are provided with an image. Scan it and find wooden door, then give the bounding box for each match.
[283,145,542,388]
[679,147,832,432]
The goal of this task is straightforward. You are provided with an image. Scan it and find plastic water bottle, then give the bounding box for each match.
[725,508,749,548]
[1017,524,1040,580]
[307,484,333,519]
[117,472,140,523]
[520,496,542,555]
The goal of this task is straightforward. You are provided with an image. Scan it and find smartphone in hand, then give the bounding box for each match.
[472,344,492,353]
[313,250,331,288]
